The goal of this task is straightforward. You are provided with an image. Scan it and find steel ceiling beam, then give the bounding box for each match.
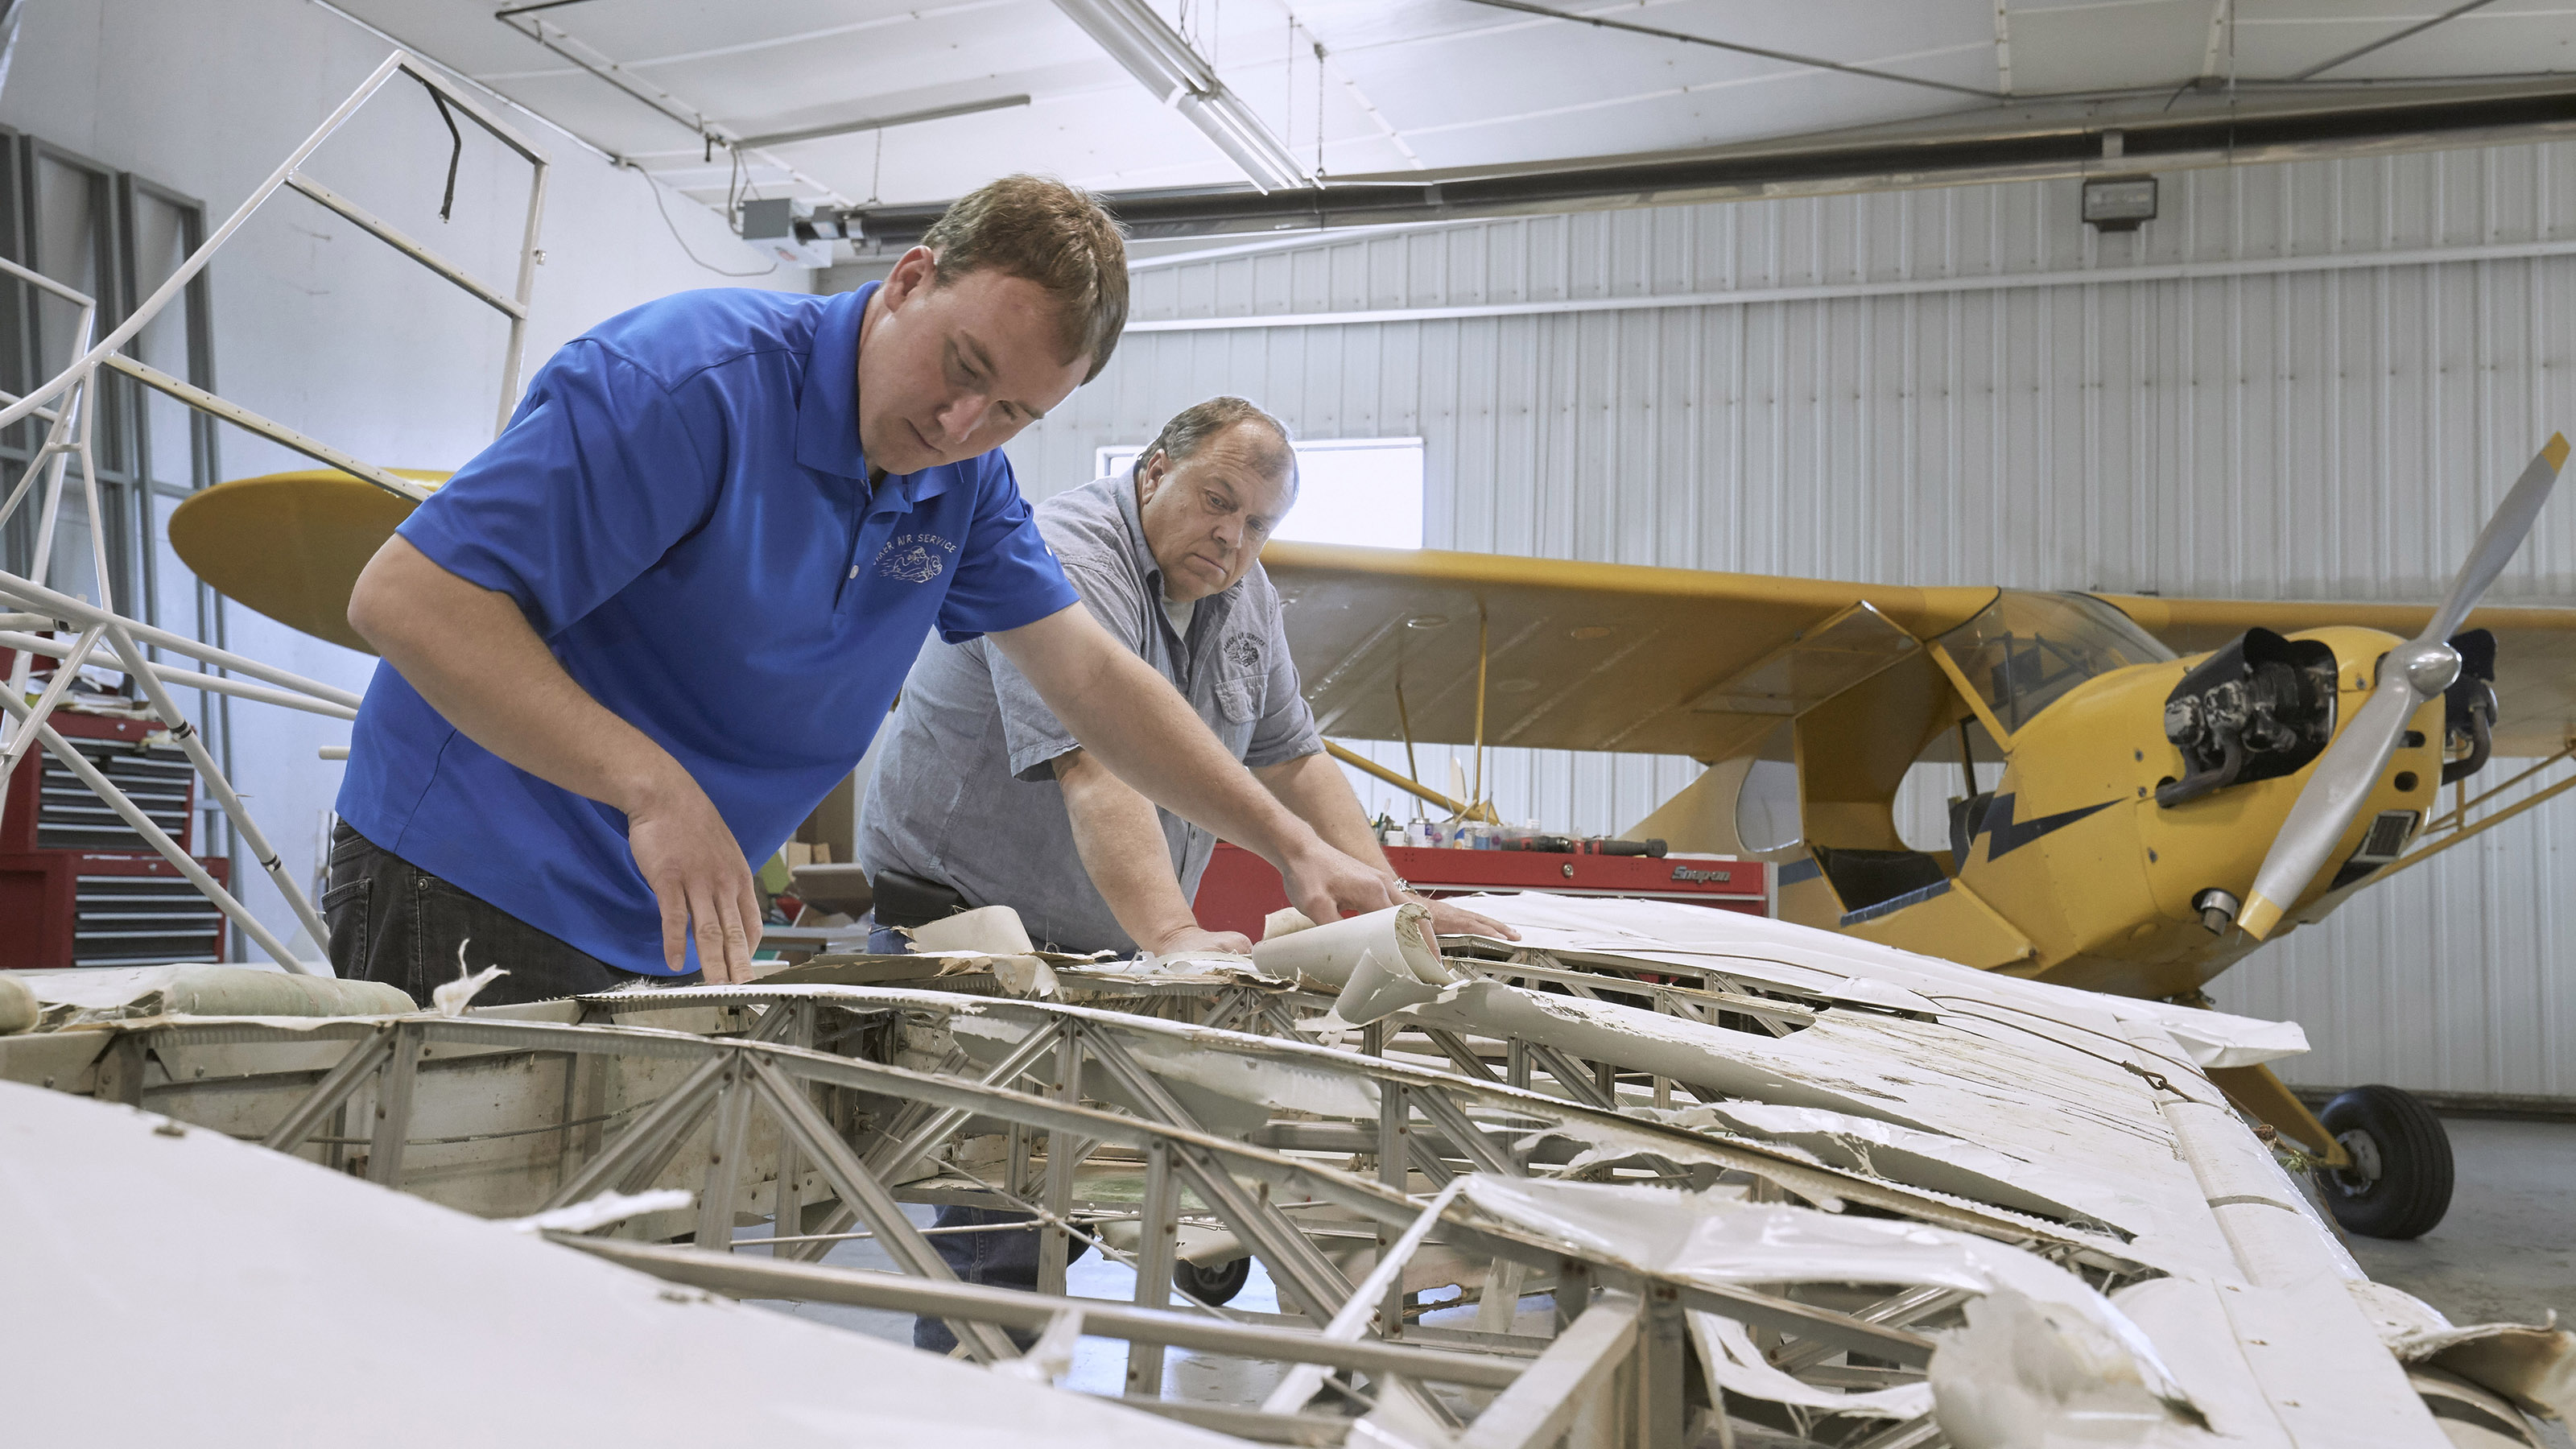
[1457,0,2004,101]
[840,80,2576,249]
[733,94,1032,150]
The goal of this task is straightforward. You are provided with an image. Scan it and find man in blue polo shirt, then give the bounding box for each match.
[327,175,1398,1004]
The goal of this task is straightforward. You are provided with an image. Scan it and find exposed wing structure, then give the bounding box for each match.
[6,897,2563,1447]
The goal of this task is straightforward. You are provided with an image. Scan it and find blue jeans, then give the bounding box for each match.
[913,1205,1092,1353]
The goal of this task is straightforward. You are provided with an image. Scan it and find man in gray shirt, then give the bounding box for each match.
[862,398,1509,1352]
[861,396,1506,956]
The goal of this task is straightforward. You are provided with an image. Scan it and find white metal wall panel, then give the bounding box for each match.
[1002,139,2576,1096]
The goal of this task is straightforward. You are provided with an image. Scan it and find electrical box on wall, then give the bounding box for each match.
[739,198,837,267]
[2083,175,2158,232]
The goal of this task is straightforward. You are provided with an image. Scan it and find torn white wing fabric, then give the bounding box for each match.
[2112,1001,2310,1069]
[1250,903,1455,991]
[1459,1175,2195,1412]
[1932,1288,2213,1449]
[1689,1311,1935,1421]
[1632,1100,2148,1231]
[434,964,509,1017]
[1451,894,2303,1067]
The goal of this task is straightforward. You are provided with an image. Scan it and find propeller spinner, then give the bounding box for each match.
[2237,432,2570,939]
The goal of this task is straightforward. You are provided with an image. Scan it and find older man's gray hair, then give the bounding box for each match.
[1132,396,1298,490]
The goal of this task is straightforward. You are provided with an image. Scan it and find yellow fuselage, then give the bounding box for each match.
[1781,625,2446,999]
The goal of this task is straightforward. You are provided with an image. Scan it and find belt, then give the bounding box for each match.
[871,869,972,931]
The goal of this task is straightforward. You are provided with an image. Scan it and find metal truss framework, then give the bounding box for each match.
[39,980,2083,1447]
[0,51,548,971]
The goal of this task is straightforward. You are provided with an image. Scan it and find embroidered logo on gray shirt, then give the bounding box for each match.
[1224,635,1262,671]
[876,532,956,583]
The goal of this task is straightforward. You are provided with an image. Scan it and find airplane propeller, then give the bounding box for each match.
[2235,433,2570,939]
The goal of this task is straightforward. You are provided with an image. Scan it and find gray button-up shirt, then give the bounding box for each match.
[857,473,1323,953]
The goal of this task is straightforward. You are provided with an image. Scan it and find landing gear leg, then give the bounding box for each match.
[2314,1084,2455,1240]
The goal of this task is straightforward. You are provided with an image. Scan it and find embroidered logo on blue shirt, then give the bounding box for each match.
[1224,635,1262,671]
[876,532,957,584]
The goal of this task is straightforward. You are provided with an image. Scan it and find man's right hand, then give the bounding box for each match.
[1279,835,1404,926]
[625,774,762,983]
[1144,923,1253,957]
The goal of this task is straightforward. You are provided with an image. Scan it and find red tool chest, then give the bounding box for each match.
[1191,841,1769,942]
[0,707,230,968]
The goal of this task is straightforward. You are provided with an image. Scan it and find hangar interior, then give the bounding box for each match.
[5,2,2576,1447]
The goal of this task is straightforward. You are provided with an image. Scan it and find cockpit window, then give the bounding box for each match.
[1935,592,2174,734]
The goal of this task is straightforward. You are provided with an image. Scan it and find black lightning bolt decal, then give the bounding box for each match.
[1977,792,2118,861]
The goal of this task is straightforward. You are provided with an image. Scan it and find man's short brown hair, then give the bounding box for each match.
[1135,396,1298,492]
[920,175,1129,383]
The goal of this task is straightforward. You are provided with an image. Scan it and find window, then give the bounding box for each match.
[1094,436,1425,549]
[1934,590,2174,736]
[1,132,219,624]
[1,129,231,919]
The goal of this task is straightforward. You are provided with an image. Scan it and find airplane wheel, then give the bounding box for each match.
[2313,1085,2454,1240]
[1174,1255,1253,1306]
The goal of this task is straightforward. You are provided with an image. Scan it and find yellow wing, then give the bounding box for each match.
[1262,542,1996,761]
[1265,543,2576,762]
[2101,594,2576,758]
[168,469,445,654]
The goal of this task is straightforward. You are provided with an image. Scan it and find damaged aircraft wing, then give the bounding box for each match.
[1235,894,2573,1447]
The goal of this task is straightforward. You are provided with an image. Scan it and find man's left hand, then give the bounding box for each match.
[1414,894,1519,941]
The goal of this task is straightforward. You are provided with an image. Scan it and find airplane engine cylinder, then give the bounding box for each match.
[2156,629,2339,808]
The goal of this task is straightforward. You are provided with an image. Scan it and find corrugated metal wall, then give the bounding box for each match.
[1002,139,2576,1097]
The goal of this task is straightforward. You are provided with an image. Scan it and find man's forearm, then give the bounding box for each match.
[1053,749,1203,950]
[995,609,1319,870]
[351,537,687,813]
[1256,750,1393,874]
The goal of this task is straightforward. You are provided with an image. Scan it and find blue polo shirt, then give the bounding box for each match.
[336,283,1080,975]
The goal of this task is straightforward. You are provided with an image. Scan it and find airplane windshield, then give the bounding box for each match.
[1936,591,2174,734]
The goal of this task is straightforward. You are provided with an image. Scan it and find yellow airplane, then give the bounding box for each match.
[165,442,2574,1241]
[1261,436,2575,1242]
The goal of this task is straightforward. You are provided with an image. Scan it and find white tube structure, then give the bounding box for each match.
[0,572,362,708]
[0,632,356,720]
[105,621,332,956]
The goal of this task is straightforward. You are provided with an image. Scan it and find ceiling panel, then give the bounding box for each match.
[331,1,2576,241]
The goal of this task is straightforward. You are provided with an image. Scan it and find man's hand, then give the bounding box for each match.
[353,537,758,981]
[1415,894,1519,942]
[626,774,762,982]
[1280,835,1404,925]
[1144,923,1253,956]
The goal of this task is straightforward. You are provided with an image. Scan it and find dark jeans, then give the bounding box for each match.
[913,1205,1092,1354]
[873,930,1092,1353]
[324,819,697,1007]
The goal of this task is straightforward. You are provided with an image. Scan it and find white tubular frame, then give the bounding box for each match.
[0,52,550,971]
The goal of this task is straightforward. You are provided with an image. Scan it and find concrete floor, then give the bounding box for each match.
[2344,1117,2576,1331]
[2345,1116,2576,1449]
[739,1117,2576,1439]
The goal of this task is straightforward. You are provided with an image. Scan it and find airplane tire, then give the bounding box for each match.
[2313,1085,2454,1240]
[1174,1255,1253,1307]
